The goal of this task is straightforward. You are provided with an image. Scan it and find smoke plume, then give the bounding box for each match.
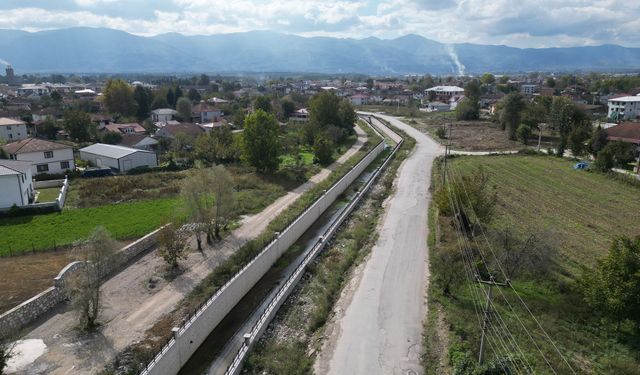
[445,45,465,76]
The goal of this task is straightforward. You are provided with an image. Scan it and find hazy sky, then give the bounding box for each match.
[0,0,638,48]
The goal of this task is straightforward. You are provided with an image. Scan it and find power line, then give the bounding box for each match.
[447,163,576,374]
[443,167,532,374]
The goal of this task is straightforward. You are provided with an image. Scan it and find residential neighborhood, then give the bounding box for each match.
[0,2,639,375]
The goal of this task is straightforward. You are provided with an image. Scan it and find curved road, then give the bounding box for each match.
[316,114,443,375]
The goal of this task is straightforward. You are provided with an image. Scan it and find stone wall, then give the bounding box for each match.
[0,227,164,339]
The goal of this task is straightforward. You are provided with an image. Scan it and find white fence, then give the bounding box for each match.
[139,137,386,375]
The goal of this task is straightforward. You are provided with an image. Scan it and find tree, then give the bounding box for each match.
[481,73,495,85]
[101,131,122,145]
[50,90,63,105]
[158,222,188,270]
[242,109,281,173]
[281,100,295,120]
[590,126,609,157]
[166,88,176,108]
[187,88,201,102]
[313,134,334,166]
[254,95,272,113]
[546,77,556,88]
[39,116,59,139]
[174,86,184,101]
[103,79,136,117]
[455,97,479,120]
[464,79,481,102]
[492,228,555,279]
[516,124,531,145]
[548,96,575,155]
[181,164,212,250]
[0,339,14,374]
[176,97,192,122]
[198,74,210,86]
[194,126,239,164]
[209,164,235,239]
[0,148,6,159]
[434,166,497,234]
[151,92,169,110]
[308,91,356,143]
[133,85,152,120]
[70,226,117,330]
[64,110,93,142]
[498,93,525,140]
[567,125,592,157]
[580,236,640,328]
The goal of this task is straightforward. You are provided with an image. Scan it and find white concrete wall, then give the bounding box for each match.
[0,124,28,141]
[0,175,25,208]
[119,151,157,172]
[140,140,385,375]
[79,151,119,170]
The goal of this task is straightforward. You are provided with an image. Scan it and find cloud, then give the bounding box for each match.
[0,0,637,47]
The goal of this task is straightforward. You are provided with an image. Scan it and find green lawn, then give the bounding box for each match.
[36,187,60,203]
[427,155,640,375]
[0,198,178,256]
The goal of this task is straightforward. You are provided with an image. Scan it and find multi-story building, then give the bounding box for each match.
[0,117,28,141]
[2,138,75,175]
[608,94,640,120]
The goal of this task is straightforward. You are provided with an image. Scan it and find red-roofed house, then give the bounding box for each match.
[605,122,640,144]
[104,123,146,135]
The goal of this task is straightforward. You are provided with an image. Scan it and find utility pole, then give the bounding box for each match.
[442,123,451,186]
[476,275,509,364]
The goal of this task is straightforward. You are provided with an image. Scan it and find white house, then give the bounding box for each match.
[608,94,640,120]
[2,138,75,175]
[291,108,309,122]
[425,86,465,98]
[0,117,29,141]
[79,143,158,172]
[349,94,369,106]
[191,102,222,123]
[16,84,50,98]
[0,159,34,208]
[521,84,538,96]
[424,102,451,112]
[151,108,178,123]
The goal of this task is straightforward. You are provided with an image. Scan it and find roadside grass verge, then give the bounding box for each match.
[244,127,416,373]
[425,154,640,374]
[106,124,382,372]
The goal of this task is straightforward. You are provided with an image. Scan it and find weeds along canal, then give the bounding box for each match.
[177,171,372,375]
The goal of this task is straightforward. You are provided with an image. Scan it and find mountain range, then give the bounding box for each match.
[0,27,639,75]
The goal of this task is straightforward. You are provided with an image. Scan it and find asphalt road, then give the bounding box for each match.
[316,114,443,375]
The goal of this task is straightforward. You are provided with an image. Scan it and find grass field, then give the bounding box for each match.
[0,198,179,256]
[36,187,60,203]
[426,155,640,374]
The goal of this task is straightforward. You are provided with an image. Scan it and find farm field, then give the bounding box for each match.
[427,155,640,374]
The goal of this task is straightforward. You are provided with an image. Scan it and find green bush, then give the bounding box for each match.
[516,124,531,145]
[435,127,447,139]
